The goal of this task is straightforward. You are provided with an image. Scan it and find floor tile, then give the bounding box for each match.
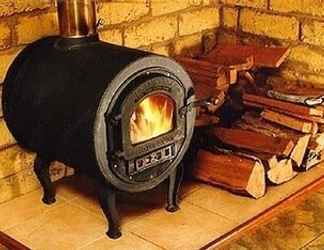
[184,165,324,225]
[233,211,318,250]
[302,233,324,250]
[220,192,324,250]
[80,232,163,250]
[219,242,249,250]
[0,189,64,231]
[69,179,202,223]
[295,193,324,234]
[70,189,162,225]
[221,214,317,250]
[55,175,96,201]
[5,203,106,250]
[126,201,237,250]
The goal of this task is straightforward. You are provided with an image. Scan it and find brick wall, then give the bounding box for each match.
[218,0,324,85]
[0,0,220,204]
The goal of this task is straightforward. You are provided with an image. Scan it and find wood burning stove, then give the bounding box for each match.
[2,0,196,239]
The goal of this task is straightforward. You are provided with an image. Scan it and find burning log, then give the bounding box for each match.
[193,149,266,199]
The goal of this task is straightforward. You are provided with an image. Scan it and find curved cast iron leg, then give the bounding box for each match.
[33,155,56,205]
[166,163,184,213]
[98,182,121,239]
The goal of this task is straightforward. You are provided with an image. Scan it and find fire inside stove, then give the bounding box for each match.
[130,93,175,144]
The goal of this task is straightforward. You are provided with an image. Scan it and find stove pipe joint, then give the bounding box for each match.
[57,0,98,38]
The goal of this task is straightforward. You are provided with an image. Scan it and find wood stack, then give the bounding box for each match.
[241,91,324,171]
[176,43,324,199]
[175,45,255,128]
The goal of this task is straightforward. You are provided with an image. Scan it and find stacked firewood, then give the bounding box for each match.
[176,43,324,199]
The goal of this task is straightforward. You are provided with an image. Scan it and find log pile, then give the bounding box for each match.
[241,91,324,171]
[176,43,324,199]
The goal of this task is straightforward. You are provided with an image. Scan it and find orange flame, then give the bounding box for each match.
[130,94,174,144]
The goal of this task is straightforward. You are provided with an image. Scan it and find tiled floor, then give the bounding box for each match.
[1,164,324,250]
[220,191,324,250]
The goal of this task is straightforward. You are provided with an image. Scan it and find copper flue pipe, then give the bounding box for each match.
[57,0,97,38]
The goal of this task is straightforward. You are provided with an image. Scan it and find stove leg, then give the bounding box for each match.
[33,155,56,205]
[166,163,184,213]
[98,183,121,239]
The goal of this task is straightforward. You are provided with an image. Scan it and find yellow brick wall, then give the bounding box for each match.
[0,0,220,204]
[219,0,324,86]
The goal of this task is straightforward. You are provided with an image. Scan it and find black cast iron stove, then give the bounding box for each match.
[2,0,196,239]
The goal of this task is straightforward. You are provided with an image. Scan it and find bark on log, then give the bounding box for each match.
[203,44,290,68]
[267,90,324,106]
[211,127,295,157]
[195,114,220,127]
[193,149,266,199]
[243,93,324,117]
[234,112,311,169]
[261,110,315,134]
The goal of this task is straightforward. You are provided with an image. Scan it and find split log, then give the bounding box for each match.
[235,151,296,185]
[207,146,296,186]
[211,127,295,157]
[271,110,324,124]
[188,69,229,92]
[267,90,324,106]
[268,79,324,96]
[203,44,290,68]
[303,133,324,170]
[243,93,324,117]
[266,158,297,185]
[201,51,254,72]
[193,149,266,199]
[208,127,297,184]
[261,110,315,134]
[235,112,311,168]
[241,151,296,185]
[243,98,324,124]
[195,114,219,127]
[176,56,237,84]
[175,57,234,88]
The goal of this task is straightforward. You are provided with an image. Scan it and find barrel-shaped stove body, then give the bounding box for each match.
[2,36,196,193]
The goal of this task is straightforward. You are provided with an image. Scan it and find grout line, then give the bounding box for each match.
[182,200,238,223]
[65,198,106,222]
[3,201,66,233]
[129,231,167,250]
[76,235,105,250]
[299,231,324,250]
[200,173,324,250]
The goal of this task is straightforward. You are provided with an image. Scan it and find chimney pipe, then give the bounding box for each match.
[57,0,98,38]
